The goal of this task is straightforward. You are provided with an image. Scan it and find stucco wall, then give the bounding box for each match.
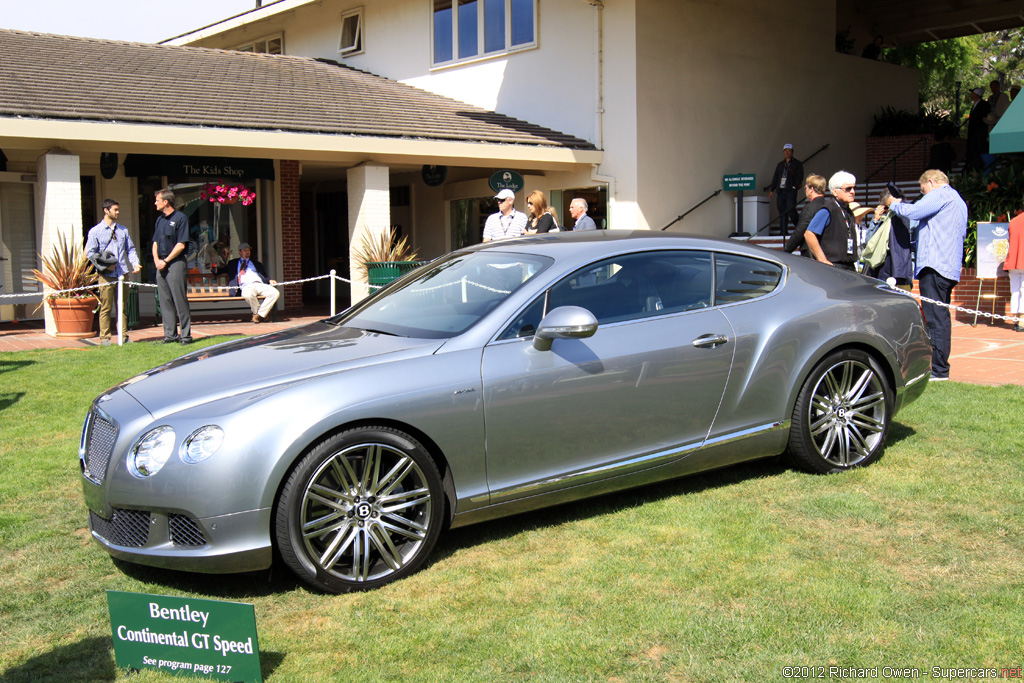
[635,0,919,236]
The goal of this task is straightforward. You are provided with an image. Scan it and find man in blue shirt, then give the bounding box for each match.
[569,198,598,231]
[85,198,141,345]
[802,171,859,271]
[886,169,968,381]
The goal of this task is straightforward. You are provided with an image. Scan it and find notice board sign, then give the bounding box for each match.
[976,222,1010,279]
[723,174,756,191]
[107,591,262,682]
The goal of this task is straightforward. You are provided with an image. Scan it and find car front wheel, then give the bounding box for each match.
[787,349,892,473]
[275,427,444,593]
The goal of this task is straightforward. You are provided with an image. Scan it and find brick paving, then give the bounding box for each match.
[1,307,1022,388]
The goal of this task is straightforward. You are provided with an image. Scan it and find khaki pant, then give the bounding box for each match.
[97,273,128,341]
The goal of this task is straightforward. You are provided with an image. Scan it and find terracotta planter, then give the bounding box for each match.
[48,296,98,338]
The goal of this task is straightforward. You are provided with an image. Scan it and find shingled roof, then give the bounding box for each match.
[0,29,595,151]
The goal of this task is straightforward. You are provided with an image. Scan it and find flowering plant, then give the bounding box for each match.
[200,182,256,206]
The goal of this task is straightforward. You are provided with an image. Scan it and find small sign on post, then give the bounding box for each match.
[723,174,756,235]
[107,591,262,683]
[722,174,756,191]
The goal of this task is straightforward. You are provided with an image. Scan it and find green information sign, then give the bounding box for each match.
[489,169,525,194]
[723,174,756,191]
[107,591,262,683]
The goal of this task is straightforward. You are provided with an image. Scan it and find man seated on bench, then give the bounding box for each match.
[209,242,279,323]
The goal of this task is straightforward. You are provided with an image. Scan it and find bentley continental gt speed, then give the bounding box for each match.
[80,231,931,593]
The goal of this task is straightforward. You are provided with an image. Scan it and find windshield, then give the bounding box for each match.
[330,251,552,338]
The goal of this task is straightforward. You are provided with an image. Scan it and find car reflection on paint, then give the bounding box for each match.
[80,231,931,593]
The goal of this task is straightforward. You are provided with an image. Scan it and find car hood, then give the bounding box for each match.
[116,322,444,416]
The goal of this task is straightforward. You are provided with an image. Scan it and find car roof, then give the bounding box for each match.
[466,229,783,263]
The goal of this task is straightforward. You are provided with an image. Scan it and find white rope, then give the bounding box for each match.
[883,281,1022,325]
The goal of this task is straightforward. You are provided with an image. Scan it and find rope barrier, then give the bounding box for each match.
[4,269,1020,326]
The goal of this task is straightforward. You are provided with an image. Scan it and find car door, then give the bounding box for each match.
[480,250,734,504]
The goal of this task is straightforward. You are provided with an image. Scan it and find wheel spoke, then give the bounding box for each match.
[380,513,427,540]
[319,524,358,571]
[368,525,403,570]
[359,445,383,493]
[381,486,431,513]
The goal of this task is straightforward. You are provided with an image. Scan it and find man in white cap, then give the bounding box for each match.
[966,87,991,172]
[768,143,804,236]
[482,188,528,242]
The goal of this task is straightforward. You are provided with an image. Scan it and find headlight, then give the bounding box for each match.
[180,426,224,464]
[129,426,176,478]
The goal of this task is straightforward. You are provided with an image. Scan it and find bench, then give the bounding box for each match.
[154,273,277,323]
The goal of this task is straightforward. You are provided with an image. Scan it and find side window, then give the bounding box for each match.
[713,254,783,305]
[496,250,723,341]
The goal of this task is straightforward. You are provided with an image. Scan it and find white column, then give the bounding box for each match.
[347,162,391,303]
[35,150,83,335]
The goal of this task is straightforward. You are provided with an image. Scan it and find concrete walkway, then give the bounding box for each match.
[1,308,1022,387]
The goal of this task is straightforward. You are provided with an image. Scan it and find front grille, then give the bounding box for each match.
[84,411,118,483]
[90,508,150,547]
[169,513,207,547]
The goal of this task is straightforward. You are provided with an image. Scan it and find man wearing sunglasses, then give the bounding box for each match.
[483,189,528,242]
[800,171,859,271]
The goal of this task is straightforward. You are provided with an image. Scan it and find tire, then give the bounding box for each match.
[275,427,444,593]
[787,349,893,473]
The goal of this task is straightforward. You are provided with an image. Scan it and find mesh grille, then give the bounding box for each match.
[85,411,118,483]
[168,513,207,547]
[90,508,150,547]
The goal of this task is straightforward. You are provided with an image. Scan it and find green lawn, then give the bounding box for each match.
[1,342,1022,682]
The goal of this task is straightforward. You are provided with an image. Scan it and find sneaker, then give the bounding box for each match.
[99,339,111,346]
[930,374,949,381]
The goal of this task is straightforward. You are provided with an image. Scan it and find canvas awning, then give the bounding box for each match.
[990,97,1024,154]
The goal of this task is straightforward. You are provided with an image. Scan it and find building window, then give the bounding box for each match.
[432,0,535,66]
[235,34,283,54]
[339,8,364,56]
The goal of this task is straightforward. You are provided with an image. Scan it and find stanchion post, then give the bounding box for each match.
[117,277,125,346]
[330,269,336,316]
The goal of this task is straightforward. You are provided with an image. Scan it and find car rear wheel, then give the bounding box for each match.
[275,427,444,593]
[787,349,892,473]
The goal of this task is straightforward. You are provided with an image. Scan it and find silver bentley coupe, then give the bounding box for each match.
[80,231,931,593]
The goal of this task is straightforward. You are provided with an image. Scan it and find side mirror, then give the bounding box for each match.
[533,306,598,351]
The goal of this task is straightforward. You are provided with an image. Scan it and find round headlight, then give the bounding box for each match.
[180,426,224,464]
[129,426,176,478]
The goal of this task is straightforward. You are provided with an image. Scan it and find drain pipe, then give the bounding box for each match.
[585,0,615,226]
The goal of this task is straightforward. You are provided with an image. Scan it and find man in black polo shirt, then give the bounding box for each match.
[152,188,192,344]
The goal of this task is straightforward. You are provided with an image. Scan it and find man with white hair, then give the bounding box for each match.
[885,169,968,381]
[800,171,859,271]
[569,198,597,231]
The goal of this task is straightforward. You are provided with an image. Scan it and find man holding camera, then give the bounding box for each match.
[86,198,141,345]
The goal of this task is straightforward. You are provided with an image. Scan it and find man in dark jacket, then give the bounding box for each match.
[210,242,279,322]
[768,144,804,236]
[785,174,827,257]
[801,171,859,271]
[966,87,991,173]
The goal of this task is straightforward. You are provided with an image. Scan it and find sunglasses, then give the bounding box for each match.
[839,186,856,193]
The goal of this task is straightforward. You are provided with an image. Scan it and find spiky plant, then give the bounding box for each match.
[29,232,98,300]
[351,228,419,279]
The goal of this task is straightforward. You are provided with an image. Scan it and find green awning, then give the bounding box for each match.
[990,97,1024,154]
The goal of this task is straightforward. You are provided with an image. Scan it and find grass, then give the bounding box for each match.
[1,342,1023,682]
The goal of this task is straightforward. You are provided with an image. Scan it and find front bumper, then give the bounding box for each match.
[86,503,273,574]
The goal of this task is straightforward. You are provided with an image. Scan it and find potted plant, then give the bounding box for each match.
[29,232,99,338]
[352,228,422,288]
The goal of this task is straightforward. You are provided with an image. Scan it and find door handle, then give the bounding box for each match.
[691,334,728,349]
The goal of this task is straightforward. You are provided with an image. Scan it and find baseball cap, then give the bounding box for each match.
[783,143,793,150]
[494,189,515,200]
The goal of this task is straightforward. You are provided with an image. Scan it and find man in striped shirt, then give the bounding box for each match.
[885,169,968,381]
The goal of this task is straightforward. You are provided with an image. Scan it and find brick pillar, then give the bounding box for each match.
[347,163,391,303]
[279,160,302,308]
[36,149,83,336]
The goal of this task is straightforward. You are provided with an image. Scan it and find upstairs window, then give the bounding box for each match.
[235,34,283,54]
[339,8,364,56]
[432,0,536,66]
